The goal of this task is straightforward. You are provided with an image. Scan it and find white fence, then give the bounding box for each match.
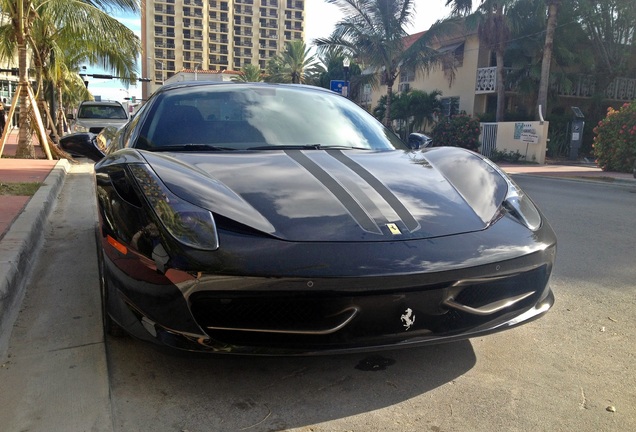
[479,121,549,164]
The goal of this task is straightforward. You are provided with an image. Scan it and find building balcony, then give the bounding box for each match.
[235,40,254,47]
[475,67,636,102]
[235,7,253,15]
[555,75,636,101]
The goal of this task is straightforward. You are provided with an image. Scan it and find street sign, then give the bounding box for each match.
[330,80,345,94]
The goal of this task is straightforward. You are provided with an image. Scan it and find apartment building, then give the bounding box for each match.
[141,0,306,98]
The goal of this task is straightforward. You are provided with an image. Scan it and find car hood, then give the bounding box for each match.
[142,148,509,242]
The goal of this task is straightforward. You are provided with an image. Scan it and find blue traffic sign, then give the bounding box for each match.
[330,80,346,94]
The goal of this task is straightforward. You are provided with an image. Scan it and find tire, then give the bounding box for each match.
[96,235,127,338]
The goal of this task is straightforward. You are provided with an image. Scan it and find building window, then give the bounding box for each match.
[399,66,415,83]
[440,42,465,70]
[440,97,460,117]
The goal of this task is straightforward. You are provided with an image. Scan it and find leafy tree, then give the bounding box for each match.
[374,89,442,139]
[265,39,322,84]
[232,63,263,82]
[29,1,139,141]
[0,0,139,157]
[593,102,636,172]
[316,52,362,100]
[446,0,517,122]
[431,113,481,151]
[536,0,560,120]
[315,0,445,127]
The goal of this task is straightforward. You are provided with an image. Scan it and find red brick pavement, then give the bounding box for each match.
[1,129,56,238]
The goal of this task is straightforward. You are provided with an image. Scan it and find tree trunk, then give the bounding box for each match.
[536,1,559,120]
[495,48,505,122]
[384,77,394,129]
[56,86,65,138]
[495,4,506,122]
[15,40,34,159]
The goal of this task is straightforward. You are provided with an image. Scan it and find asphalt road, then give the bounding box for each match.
[2,171,635,431]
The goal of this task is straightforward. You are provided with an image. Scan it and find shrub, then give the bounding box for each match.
[489,149,525,163]
[593,102,636,172]
[431,113,481,151]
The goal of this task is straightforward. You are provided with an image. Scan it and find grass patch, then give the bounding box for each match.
[0,182,41,196]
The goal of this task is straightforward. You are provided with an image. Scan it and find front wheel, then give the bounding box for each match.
[96,237,126,338]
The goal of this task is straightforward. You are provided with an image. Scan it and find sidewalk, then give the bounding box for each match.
[0,129,70,355]
[499,161,636,184]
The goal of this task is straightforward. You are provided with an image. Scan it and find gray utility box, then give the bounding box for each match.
[569,107,585,160]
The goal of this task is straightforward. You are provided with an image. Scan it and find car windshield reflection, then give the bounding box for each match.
[138,84,407,151]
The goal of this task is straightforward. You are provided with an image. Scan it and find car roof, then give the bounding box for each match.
[155,81,336,96]
[79,100,124,106]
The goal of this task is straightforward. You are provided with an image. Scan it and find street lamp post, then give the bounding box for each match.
[342,58,350,99]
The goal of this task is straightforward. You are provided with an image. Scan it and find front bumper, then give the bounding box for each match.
[102,238,556,355]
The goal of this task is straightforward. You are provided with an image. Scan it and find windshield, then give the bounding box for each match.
[136,84,407,151]
[78,104,128,120]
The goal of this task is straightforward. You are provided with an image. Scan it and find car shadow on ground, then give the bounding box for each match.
[106,336,476,431]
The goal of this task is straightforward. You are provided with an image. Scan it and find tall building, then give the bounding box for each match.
[141,0,306,98]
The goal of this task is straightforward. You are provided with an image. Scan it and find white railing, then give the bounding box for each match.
[476,67,636,101]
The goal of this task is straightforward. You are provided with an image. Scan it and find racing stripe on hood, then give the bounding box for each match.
[286,150,420,235]
[328,150,421,233]
[285,150,382,234]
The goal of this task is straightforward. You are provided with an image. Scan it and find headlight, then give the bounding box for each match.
[480,156,542,231]
[502,178,542,231]
[74,123,88,133]
[129,164,220,250]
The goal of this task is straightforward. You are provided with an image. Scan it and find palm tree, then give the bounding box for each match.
[316,52,362,100]
[265,39,321,84]
[447,0,514,122]
[408,89,443,132]
[35,2,139,139]
[373,89,442,139]
[0,0,139,158]
[536,0,560,120]
[232,63,263,82]
[446,0,562,121]
[315,0,443,127]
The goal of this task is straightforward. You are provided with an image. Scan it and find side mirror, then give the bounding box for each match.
[59,132,105,162]
[66,113,75,121]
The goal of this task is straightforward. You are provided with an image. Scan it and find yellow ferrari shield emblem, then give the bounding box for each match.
[387,223,401,235]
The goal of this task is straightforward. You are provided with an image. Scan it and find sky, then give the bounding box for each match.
[88,0,455,101]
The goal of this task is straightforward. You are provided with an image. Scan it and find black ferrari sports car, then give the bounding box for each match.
[62,82,556,355]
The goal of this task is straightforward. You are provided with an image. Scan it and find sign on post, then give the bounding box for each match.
[330,80,346,94]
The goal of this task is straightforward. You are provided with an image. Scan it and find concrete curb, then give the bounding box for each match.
[0,159,70,358]
[508,172,636,188]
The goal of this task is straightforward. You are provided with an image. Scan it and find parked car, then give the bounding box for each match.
[69,100,128,134]
[408,132,433,149]
[61,82,556,355]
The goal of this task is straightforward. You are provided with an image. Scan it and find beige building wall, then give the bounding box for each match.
[141,0,306,98]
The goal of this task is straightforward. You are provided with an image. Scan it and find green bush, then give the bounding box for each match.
[489,149,525,163]
[431,113,481,151]
[593,102,636,172]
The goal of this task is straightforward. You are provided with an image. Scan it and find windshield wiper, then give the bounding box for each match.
[247,144,323,150]
[247,144,372,151]
[147,144,236,152]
